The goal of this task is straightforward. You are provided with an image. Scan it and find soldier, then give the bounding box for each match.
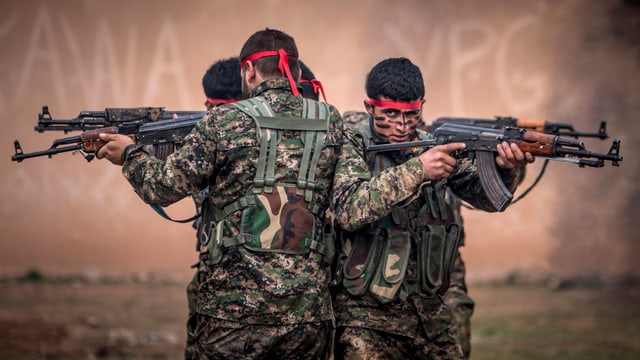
[331,57,534,359]
[185,56,243,319]
[339,111,479,360]
[96,28,343,359]
[202,57,243,110]
[340,107,476,358]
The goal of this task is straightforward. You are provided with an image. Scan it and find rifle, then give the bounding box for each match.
[12,112,204,162]
[34,105,205,133]
[366,123,623,212]
[422,116,611,205]
[424,116,609,139]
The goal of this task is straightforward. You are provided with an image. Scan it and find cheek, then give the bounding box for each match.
[372,124,394,139]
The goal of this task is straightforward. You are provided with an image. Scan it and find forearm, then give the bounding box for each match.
[122,134,214,207]
[333,157,428,231]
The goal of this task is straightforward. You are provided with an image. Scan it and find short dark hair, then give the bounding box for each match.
[299,60,319,100]
[239,28,300,78]
[300,60,315,81]
[365,57,425,102]
[202,57,242,100]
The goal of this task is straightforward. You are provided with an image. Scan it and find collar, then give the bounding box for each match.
[249,78,299,98]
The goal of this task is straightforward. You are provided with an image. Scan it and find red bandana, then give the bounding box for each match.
[206,98,238,105]
[300,79,327,102]
[368,98,424,110]
[240,49,300,97]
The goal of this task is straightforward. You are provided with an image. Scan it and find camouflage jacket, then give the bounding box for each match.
[342,110,370,129]
[331,125,521,337]
[122,78,343,325]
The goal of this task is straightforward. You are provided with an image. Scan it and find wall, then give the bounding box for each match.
[1,0,638,281]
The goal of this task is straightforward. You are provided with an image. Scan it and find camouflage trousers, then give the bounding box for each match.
[334,326,463,360]
[443,251,474,359]
[185,313,332,360]
[186,271,198,315]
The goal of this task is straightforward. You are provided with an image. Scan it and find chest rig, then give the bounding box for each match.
[197,97,333,266]
[339,126,461,303]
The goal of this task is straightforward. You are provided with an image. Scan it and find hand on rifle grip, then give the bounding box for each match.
[95,133,135,166]
[418,142,466,181]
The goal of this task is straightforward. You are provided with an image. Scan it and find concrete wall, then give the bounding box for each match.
[1,0,638,281]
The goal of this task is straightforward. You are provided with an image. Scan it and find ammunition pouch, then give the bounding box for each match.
[417,224,460,296]
[341,228,384,297]
[337,183,461,303]
[368,229,411,304]
[341,227,411,304]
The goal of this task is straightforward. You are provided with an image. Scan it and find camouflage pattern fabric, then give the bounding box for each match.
[444,251,474,359]
[236,185,317,252]
[186,271,199,315]
[106,107,164,122]
[122,78,343,357]
[342,110,370,129]
[335,325,462,360]
[185,313,332,360]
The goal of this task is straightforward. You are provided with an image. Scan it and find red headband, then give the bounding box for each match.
[300,79,327,102]
[240,49,300,97]
[206,97,238,105]
[368,98,424,110]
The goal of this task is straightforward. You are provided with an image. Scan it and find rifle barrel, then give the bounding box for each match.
[11,140,82,162]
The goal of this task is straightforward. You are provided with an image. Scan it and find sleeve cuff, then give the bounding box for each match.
[121,144,146,164]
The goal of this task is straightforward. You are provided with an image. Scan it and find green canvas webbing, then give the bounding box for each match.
[198,97,333,264]
[232,97,330,202]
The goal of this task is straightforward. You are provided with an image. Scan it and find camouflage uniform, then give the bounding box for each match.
[342,111,475,358]
[122,78,343,359]
[342,110,370,130]
[331,123,522,359]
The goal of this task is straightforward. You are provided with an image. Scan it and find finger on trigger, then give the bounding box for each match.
[442,142,466,153]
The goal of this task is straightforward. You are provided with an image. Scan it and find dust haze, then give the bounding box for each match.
[0,0,637,281]
[543,0,640,277]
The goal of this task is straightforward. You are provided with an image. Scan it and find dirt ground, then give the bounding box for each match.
[1,275,639,360]
[0,278,187,360]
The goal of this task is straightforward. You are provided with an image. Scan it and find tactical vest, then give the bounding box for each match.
[339,125,461,304]
[196,97,334,265]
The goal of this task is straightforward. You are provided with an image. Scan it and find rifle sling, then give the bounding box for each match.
[149,203,200,223]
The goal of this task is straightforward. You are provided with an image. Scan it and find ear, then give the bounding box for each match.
[363,99,374,115]
[296,67,302,82]
[244,61,257,86]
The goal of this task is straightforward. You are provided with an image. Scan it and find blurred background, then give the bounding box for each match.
[1,0,638,283]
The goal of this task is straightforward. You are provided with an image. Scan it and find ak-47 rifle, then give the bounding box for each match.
[366,123,623,212]
[12,112,205,162]
[12,112,207,224]
[422,116,611,205]
[34,105,205,133]
[424,116,609,139]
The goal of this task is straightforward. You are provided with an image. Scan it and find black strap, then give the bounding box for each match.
[149,204,201,223]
